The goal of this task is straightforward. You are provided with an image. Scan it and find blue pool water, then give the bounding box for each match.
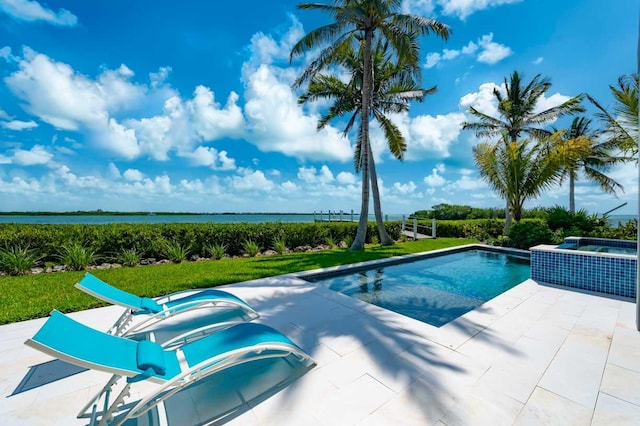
[306,249,530,327]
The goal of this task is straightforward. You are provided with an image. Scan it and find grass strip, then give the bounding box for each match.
[0,238,476,325]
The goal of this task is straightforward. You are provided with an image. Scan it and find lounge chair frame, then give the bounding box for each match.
[75,273,259,336]
[25,311,315,426]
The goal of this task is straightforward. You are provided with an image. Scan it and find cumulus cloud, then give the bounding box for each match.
[437,0,523,20]
[297,165,335,184]
[424,33,511,68]
[8,144,53,166]
[401,0,435,15]
[393,181,417,194]
[183,146,237,171]
[123,169,144,182]
[533,57,544,65]
[0,0,78,26]
[0,118,38,130]
[424,164,447,187]
[336,171,357,185]
[392,111,466,159]
[229,169,275,191]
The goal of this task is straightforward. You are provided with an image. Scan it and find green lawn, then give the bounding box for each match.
[0,238,476,325]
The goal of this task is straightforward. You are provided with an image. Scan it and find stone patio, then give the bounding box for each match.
[1,252,639,425]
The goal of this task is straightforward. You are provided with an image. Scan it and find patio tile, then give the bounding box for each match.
[441,386,523,426]
[608,326,640,373]
[600,363,640,406]
[514,387,592,425]
[311,374,396,425]
[592,392,640,426]
[538,328,612,408]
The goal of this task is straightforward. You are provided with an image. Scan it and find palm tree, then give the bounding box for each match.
[461,71,584,231]
[553,117,625,213]
[290,0,450,250]
[299,40,436,246]
[587,74,639,156]
[474,133,586,222]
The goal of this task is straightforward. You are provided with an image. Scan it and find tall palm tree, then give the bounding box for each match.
[474,133,587,222]
[587,74,639,156]
[553,117,625,213]
[299,40,436,245]
[461,71,584,231]
[290,0,450,250]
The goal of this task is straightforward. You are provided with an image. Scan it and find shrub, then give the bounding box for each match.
[505,222,560,250]
[0,246,40,276]
[325,236,336,248]
[163,242,190,263]
[204,243,227,260]
[272,237,287,255]
[243,240,261,257]
[118,248,141,267]
[58,243,96,271]
[370,234,379,245]
[343,234,354,248]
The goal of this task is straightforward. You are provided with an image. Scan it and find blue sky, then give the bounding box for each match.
[0,0,637,214]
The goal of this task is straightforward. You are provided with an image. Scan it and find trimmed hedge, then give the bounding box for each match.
[416,218,545,240]
[0,221,401,263]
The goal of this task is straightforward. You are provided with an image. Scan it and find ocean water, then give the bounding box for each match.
[0,213,406,225]
[608,215,637,227]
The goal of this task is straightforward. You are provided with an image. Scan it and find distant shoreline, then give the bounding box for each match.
[0,211,317,216]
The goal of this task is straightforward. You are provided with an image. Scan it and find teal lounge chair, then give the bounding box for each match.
[25,310,315,426]
[76,273,259,336]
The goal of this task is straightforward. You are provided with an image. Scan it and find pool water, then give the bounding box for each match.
[306,249,530,327]
[576,245,637,255]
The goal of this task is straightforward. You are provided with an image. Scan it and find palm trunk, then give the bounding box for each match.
[369,144,393,245]
[350,30,374,251]
[504,200,512,233]
[569,171,575,213]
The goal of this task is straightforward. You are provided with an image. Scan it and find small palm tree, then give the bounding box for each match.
[552,117,625,213]
[587,74,638,156]
[474,133,586,222]
[462,71,584,231]
[291,0,450,250]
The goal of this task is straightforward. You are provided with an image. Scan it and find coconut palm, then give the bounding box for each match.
[290,0,450,250]
[474,133,587,222]
[299,40,436,245]
[587,74,639,156]
[462,71,584,231]
[552,117,625,213]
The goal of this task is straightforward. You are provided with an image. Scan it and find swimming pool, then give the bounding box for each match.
[304,249,530,327]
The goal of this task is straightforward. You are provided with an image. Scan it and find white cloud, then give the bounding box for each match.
[0,118,38,130]
[402,111,466,159]
[533,57,544,65]
[123,169,144,182]
[336,171,357,185]
[184,146,237,171]
[401,0,435,15]
[437,0,523,20]
[424,33,511,68]
[0,0,78,26]
[229,170,275,191]
[446,175,487,191]
[0,46,12,60]
[424,52,441,69]
[11,144,53,166]
[393,181,417,194]
[297,165,335,184]
[424,166,447,187]
[281,181,298,191]
[107,162,121,179]
[476,33,513,64]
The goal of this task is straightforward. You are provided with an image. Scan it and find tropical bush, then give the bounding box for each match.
[118,248,141,267]
[204,243,227,260]
[272,237,287,255]
[0,246,40,276]
[503,222,562,250]
[58,242,97,271]
[163,242,190,263]
[242,240,261,257]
